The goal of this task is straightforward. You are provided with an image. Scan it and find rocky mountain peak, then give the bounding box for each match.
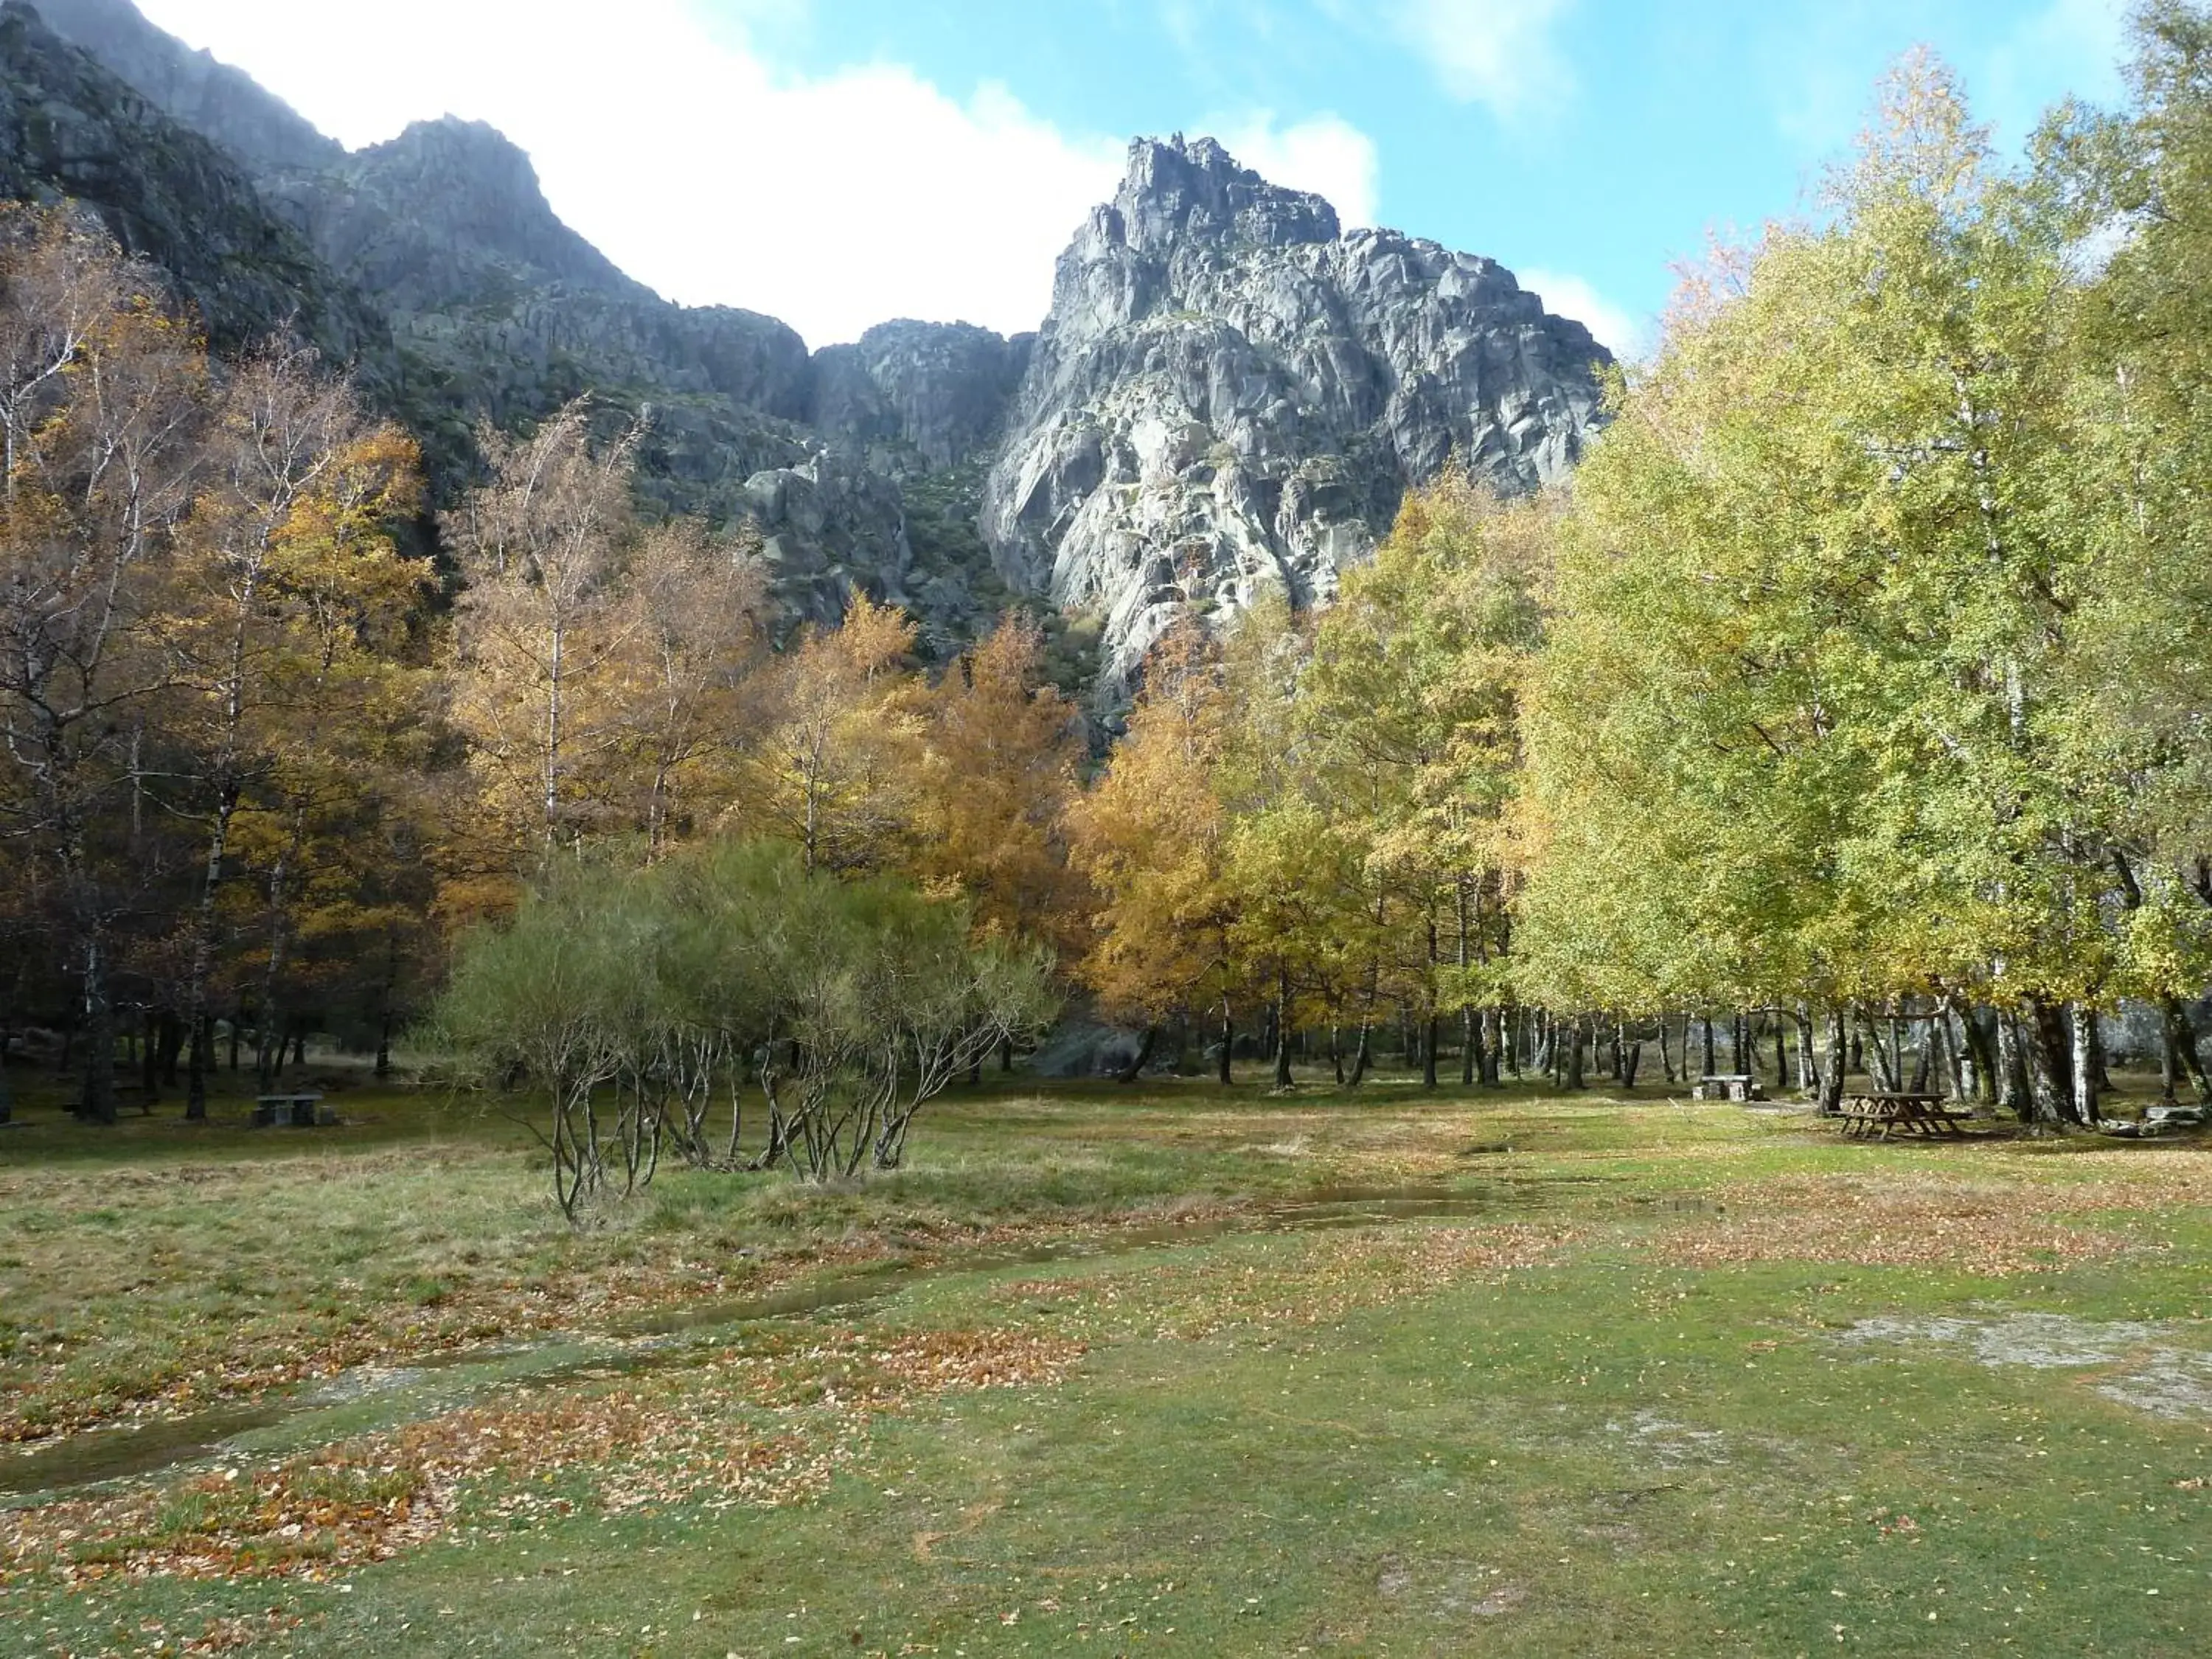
[23,0,341,175]
[987,135,1610,695]
[339,116,631,296]
[1109,133,1340,253]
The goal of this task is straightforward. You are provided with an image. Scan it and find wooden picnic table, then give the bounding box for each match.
[1837,1091,1964,1139]
[254,1093,330,1127]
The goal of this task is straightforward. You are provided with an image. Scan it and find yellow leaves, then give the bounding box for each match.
[1066,621,1234,1019]
[906,613,1086,950]
[732,592,924,877]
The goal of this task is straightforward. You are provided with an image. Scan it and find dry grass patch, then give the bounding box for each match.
[1650,1172,2162,1274]
[1000,1221,1579,1341]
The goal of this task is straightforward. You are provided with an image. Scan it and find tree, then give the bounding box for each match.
[907,612,1087,952]
[1067,622,1239,1078]
[1302,473,1553,1087]
[1520,53,2166,1121]
[437,838,1057,1214]
[445,397,642,863]
[0,207,202,1121]
[740,592,919,877]
[606,516,770,858]
[162,344,422,1110]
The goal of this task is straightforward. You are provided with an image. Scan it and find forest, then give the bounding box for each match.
[10,7,2212,1175]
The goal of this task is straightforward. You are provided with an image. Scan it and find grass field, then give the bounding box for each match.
[1,1067,2208,1656]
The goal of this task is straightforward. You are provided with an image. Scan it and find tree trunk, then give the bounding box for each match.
[189,1015,211,1115]
[1793,1008,1819,1101]
[1935,1009,1966,1103]
[1349,1023,1371,1088]
[1700,1015,1716,1079]
[1565,1019,1587,1091]
[76,944,117,1125]
[1857,1007,1896,1091]
[1218,1006,1234,1087]
[2070,1005,2100,1126]
[1958,1004,1997,1105]
[2160,996,2212,1105]
[1421,1013,1439,1091]
[1995,1010,2030,1119]
[1461,1006,1478,1086]
[159,1012,182,1090]
[1480,1007,1503,1087]
[2018,1001,2076,1125]
[1116,1025,1158,1085]
[1274,972,1296,1093]
[1820,1009,1848,1113]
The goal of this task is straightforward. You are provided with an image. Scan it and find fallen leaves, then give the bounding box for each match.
[0,1324,1085,1593]
[1647,1174,2152,1275]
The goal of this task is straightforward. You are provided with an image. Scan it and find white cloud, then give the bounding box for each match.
[1385,0,1575,121]
[133,0,1127,346]
[1211,112,1380,228]
[1514,268,1644,358]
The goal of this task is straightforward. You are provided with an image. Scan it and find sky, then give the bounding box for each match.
[132,0,2134,355]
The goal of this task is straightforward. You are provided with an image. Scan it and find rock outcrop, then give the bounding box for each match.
[810,319,1032,474]
[982,135,1610,688]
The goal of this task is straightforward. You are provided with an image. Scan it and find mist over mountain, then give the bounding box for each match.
[0,0,1608,686]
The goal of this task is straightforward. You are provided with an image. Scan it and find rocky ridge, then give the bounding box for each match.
[984,135,1609,688]
[5,1,1612,689]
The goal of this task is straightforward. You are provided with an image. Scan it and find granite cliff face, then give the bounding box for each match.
[983,136,1609,688]
[4,3,1612,688]
[810,319,1033,474]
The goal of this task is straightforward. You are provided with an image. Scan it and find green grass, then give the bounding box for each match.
[1,1069,2208,1655]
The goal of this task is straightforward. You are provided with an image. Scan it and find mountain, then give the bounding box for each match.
[984,136,1607,687]
[2,0,1610,691]
[0,0,379,362]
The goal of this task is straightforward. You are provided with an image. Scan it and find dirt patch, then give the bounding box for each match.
[1377,1554,1527,1620]
[1836,1313,2212,1421]
[1605,1408,1728,1469]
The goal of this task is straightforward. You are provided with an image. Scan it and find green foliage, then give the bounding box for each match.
[1520,45,2212,1034]
[434,838,1059,1208]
